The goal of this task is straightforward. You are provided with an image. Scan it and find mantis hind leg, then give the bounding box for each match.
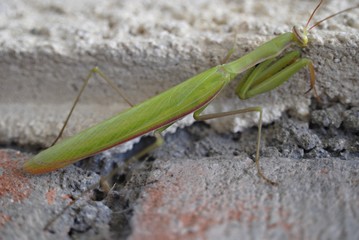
[193,105,277,185]
[100,120,182,192]
[51,67,134,146]
[225,51,320,185]
[44,129,166,231]
[99,130,165,192]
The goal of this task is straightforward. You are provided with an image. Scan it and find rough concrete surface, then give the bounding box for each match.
[0,0,359,239]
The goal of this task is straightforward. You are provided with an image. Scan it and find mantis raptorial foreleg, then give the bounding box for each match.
[235,50,317,100]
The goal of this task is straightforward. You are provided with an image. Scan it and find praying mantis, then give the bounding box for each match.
[23,0,359,185]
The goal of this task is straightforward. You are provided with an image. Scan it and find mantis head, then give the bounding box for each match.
[292,26,309,48]
[292,0,359,48]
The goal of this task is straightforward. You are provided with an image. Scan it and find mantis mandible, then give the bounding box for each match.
[23,0,359,185]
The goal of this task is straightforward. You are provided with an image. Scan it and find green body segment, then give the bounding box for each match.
[24,32,296,174]
[24,66,228,173]
[223,32,294,76]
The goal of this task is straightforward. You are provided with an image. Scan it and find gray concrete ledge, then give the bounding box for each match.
[0,0,358,146]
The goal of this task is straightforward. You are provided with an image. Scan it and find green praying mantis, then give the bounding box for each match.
[23,0,359,185]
